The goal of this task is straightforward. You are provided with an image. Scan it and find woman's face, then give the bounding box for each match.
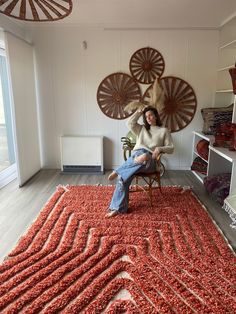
[145,110,157,126]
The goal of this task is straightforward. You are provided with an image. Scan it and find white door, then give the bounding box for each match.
[0,44,17,188]
[4,32,41,186]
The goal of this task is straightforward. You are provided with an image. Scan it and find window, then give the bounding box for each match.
[0,41,16,188]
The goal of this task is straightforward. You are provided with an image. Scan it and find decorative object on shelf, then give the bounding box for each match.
[201,104,233,135]
[142,76,197,132]
[97,72,141,119]
[210,111,233,135]
[129,47,165,84]
[213,122,236,150]
[196,139,209,160]
[229,63,236,94]
[213,131,231,148]
[191,156,207,175]
[204,173,231,205]
[0,0,73,22]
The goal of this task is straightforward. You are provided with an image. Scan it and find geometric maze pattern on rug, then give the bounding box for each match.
[0,185,235,313]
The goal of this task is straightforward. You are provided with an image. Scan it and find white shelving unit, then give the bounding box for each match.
[216,18,236,95]
[217,17,236,223]
[192,16,236,215]
[192,131,236,194]
[191,131,213,183]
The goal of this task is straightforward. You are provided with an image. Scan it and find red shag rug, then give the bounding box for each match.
[0,185,235,313]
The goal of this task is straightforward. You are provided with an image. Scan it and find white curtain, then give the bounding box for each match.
[4,32,41,186]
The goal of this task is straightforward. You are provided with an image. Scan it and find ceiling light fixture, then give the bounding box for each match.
[0,0,73,22]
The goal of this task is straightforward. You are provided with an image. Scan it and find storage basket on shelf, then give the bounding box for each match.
[201,104,233,135]
[196,139,209,160]
[213,122,236,150]
[204,173,231,205]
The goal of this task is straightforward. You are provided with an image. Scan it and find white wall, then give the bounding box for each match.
[31,26,219,170]
[0,15,27,42]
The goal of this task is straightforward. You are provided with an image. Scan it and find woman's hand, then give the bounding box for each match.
[152,147,161,159]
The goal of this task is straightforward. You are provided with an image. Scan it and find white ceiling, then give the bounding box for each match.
[58,0,236,29]
[2,0,236,29]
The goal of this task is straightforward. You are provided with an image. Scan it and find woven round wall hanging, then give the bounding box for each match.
[142,76,197,132]
[0,0,73,22]
[97,72,141,120]
[129,47,165,84]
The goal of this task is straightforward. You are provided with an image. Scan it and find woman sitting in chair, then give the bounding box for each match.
[106,105,174,217]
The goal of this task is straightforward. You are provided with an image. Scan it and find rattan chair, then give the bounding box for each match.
[121,137,164,207]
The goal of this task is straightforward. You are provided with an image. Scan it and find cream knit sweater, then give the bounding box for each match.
[127,110,174,154]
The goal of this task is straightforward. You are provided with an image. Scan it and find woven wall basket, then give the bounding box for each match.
[97,72,142,120]
[129,47,165,84]
[143,76,197,132]
[0,0,73,22]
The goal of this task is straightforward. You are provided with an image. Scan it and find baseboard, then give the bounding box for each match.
[0,163,17,189]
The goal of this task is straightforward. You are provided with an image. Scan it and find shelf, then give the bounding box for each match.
[219,39,236,49]
[195,17,236,197]
[193,151,208,163]
[191,170,206,183]
[209,146,236,162]
[193,131,214,142]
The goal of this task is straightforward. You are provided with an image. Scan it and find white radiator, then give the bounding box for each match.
[60,136,104,174]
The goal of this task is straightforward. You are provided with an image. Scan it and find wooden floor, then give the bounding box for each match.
[0,169,235,262]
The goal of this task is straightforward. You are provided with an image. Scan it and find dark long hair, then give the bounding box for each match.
[143,106,162,130]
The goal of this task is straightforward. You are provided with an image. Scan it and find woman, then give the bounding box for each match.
[106,106,174,217]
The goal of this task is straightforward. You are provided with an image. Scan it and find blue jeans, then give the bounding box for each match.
[109,148,156,213]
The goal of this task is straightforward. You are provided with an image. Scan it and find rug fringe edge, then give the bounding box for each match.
[190,190,236,256]
[222,202,236,229]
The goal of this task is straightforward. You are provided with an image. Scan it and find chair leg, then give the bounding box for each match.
[157,173,162,193]
[135,176,139,191]
[131,173,162,207]
[149,178,153,207]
